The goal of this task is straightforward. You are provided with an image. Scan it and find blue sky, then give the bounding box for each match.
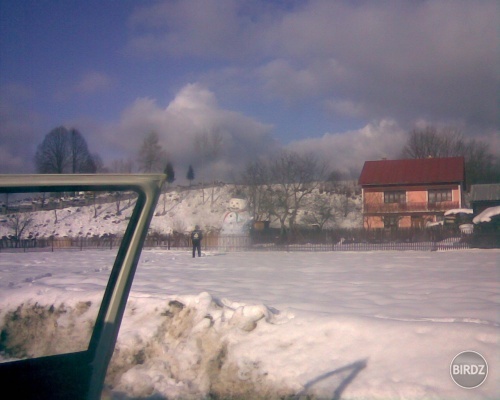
[0,0,498,179]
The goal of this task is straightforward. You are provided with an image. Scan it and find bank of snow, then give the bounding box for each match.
[473,206,500,224]
[0,184,362,239]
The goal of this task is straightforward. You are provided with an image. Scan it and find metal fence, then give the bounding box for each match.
[204,235,471,252]
[252,241,471,252]
[0,231,474,253]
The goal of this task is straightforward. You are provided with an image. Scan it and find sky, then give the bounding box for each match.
[1,249,498,399]
[0,0,498,179]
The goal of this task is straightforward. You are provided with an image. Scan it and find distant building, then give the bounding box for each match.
[358,157,466,229]
[469,184,500,214]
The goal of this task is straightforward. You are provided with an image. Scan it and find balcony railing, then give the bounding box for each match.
[364,201,459,213]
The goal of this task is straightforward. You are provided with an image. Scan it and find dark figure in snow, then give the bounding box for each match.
[191,225,203,258]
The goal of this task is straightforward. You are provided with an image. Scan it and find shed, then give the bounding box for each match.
[470,184,500,214]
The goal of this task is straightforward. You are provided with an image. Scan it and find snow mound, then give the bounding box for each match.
[444,208,473,216]
[473,206,500,224]
[109,292,295,399]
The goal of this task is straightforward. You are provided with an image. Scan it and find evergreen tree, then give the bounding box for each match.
[186,165,195,185]
[164,162,175,184]
[161,161,176,214]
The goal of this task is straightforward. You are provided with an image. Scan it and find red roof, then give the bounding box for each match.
[358,157,465,186]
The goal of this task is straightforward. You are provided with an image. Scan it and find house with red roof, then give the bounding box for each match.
[358,157,466,229]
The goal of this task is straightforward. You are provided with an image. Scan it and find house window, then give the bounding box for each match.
[384,216,399,229]
[384,191,406,204]
[428,189,452,203]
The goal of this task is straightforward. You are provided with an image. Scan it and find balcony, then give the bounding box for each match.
[364,201,459,214]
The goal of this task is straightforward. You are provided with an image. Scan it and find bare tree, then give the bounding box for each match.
[195,129,224,179]
[137,131,167,172]
[35,127,70,173]
[401,126,461,159]
[110,158,134,174]
[5,212,33,247]
[35,126,98,173]
[109,158,135,214]
[195,129,224,204]
[337,181,358,218]
[462,138,499,185]
[401,126,500,184]
[90,153,105,173]
[281,152,326,233]
[69,129,97,173]
[240,159,270,222]
[252,151,326,238]
[302,194,336,230]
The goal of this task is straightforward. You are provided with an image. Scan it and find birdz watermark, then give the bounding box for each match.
[450,351,488,389]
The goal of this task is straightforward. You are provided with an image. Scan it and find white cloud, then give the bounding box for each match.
[324,99,366,119]
[286,119,407,176]
[127,0,497,132]
[100,83,276,179]
[259,60,319,101]
[264,1,496,127]
[127,0,267,61]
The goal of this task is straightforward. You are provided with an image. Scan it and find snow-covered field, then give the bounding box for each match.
[0,248,498,399]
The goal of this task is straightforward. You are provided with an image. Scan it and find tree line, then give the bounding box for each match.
[400,126,500,184]
[3,123,498,244]
[34,125,499,187]
[33,128,197,185]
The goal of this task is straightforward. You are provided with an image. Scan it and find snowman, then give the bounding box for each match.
[221,198,251,235]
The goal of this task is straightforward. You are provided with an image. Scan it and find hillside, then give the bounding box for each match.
[0,183,362,239]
